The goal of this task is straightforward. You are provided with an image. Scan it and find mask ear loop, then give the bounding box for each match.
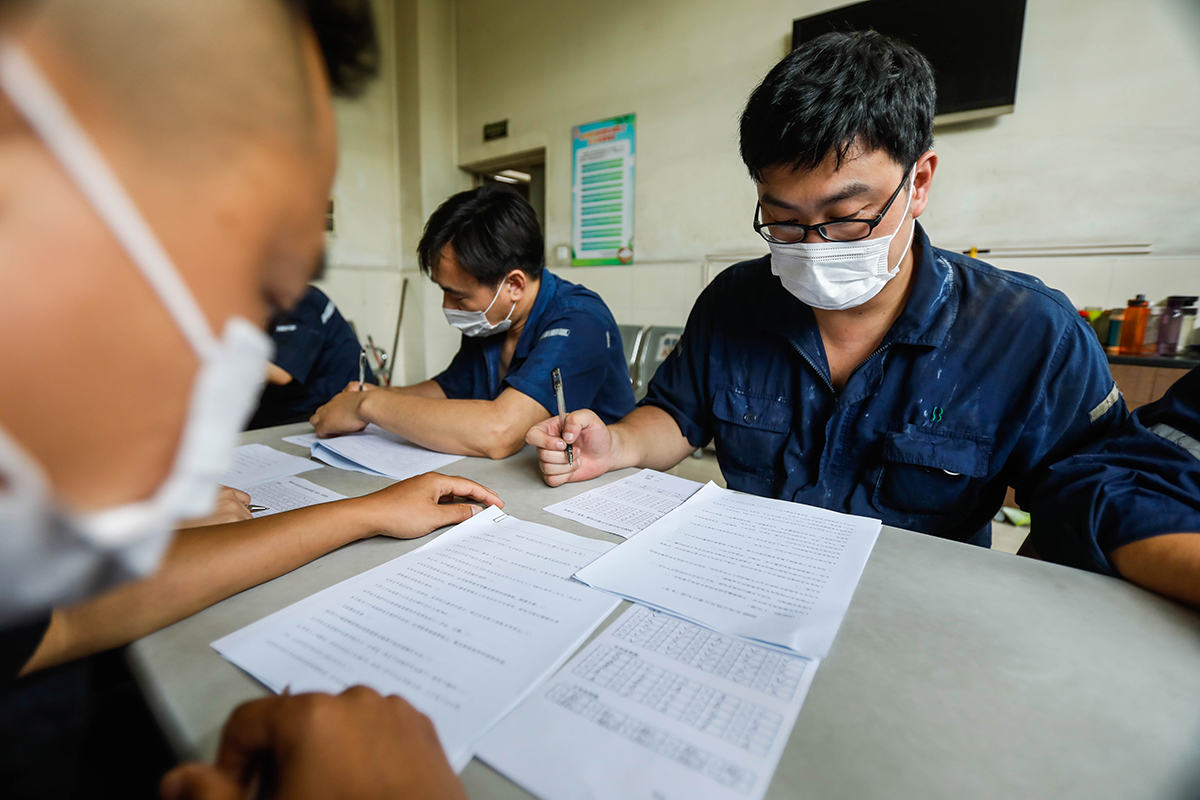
[0,39,218,359]
[483,271,518,324]
[884,167,919,277]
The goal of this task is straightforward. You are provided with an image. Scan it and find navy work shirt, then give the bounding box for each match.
[248,286,369,429]
[1028,367,1200,575]
[643,223,1127,546]
[434,270,635,423]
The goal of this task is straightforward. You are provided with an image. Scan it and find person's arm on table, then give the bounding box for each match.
[526,405,696,486]
[161,687,466,800]
[382,379,446,399]
[311,384,548,460]
[1110,534,1200,608]
[19,473,502,676]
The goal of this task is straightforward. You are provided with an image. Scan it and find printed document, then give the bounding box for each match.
[573,482,880,657]
[212,507,619,770]
[217,443,320,491]
[245,476,346,517]
[309,424,463,481]
[477,604,818,800]
[545,469,702,538]
[281,431,319,449]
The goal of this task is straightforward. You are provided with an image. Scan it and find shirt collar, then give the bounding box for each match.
[762,221,958,351]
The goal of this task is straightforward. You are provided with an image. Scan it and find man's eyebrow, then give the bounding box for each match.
[760,182,873,215]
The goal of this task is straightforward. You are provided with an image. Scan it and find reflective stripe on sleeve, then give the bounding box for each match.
[1149,423,1200,461]
[1088,383,1120,423]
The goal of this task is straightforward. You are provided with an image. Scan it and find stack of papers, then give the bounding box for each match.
[303,424,465,481]
[214,444,344,517]
[217,443,320,492]
[483,481,881,800]
[544,469,703,538]
[212,507,620,770]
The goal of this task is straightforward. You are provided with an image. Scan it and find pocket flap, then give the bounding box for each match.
[884,424,991,478]
[711,387,792,433]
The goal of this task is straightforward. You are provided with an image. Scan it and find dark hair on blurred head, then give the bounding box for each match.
[289,0,379,97]
[419,186,545,285]
[740,30,935,182]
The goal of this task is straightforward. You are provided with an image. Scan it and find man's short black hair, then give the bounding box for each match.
[418,186,544,286]
[740,30,935,182]
[290,0,380,97]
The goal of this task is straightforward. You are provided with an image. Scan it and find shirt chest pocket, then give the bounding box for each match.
[710,388,793,489]
[872,425,993,517]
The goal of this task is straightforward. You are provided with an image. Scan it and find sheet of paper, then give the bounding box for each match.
[477,604,818,800]
[573,482,880,658]
[310,424,464,481]
[544,469,703,538]
[212,507,619,770]
[281,431,319,449]
[245,476,346,517]
[217,443,320,491]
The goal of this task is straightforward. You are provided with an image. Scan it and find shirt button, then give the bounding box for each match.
[743,412,757,423]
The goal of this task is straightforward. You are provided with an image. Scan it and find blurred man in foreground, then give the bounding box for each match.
[0,1,471,797]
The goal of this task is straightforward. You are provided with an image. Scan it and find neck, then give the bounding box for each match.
[812,239,920,351]
[504,276,541,344]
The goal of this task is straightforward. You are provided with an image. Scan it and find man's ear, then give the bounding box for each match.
[505,268,528,301]
[910,150,938,220]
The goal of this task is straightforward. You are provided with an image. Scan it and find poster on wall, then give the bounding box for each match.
[571,114,635,266]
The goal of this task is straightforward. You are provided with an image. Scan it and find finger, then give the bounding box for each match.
[538,447,570,465]
[524,418,562,449]
[543,469,571,488]
[430,501,483,529]
[561,411,594,444]
[344,381,359,392]
[232,488,251,505]
[428,474,504,509]
[160,763,245,800]
[214,695,294,780]
[539,459,577,477]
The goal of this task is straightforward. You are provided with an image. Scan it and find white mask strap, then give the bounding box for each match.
[0,39,218,359]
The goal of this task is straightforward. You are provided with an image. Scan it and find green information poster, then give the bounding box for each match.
[571,114,635,266]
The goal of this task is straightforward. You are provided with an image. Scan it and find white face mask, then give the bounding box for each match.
[768,170,916,311]
[443,277,515,337]
[0,40,273,626]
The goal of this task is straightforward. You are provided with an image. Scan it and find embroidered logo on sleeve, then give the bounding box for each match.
[1088,383,1120,423]
[1149,423,1200,461]
[540,328,571,340]
[320,300,335,324]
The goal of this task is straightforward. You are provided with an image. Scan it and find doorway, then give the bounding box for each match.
[464,148,546,233]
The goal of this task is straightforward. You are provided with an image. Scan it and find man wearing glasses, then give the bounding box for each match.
[528,30,1125,549]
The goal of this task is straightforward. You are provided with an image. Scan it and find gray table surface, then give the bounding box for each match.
[128,423,1200,800]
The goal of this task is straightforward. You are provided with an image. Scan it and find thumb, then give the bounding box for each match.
[160,764,244,800]
[437,502,482,528]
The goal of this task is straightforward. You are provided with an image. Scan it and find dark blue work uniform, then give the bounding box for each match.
[434,270,635,424]
[248,286,368,430]
[1028,367,1200,574]
[643,223,1127,546]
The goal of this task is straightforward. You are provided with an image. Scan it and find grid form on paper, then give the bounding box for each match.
[611,607,808,700]
[545,682,757,796]
[573,646,783,757]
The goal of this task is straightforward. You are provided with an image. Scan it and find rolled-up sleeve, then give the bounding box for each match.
[640,289,716,448]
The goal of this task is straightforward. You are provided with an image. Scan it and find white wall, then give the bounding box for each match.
[453,0,1200,322]
[323,0,1200,374]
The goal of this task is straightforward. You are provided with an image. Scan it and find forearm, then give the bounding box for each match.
[360,391,526,458]
[388,380,446,399]
[609,405,697,472]
[1111,533,1200,607]
[22,498,379,675]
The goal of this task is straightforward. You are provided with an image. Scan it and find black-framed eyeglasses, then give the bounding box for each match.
[753,173,909,244]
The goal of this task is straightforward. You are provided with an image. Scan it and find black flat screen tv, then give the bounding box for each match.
[792,0,1028,122]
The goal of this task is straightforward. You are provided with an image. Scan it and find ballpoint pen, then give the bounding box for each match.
[247,504,268,513]
[551,368,573,466]
[358,347,367,390]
